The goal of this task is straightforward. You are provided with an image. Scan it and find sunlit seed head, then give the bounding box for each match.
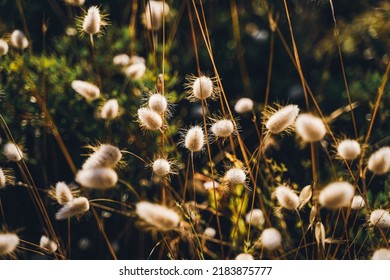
[369,209,390,228]
[55,197,90,220]
[351,195,365,210]
[203,227,216,238]
[367,147,390,175]
[82,144,122,170]
[0,233,19,256]
[55,182,73,205]
[100,99,119,120]
[274,185,299,210]
[265,104,299,134]
[372,248,390,260]
[245,209,265,227]
[184,125,205,152]
[318,181,354,209]
[71,80,100,101]
[0,39,9,56]
[148,93,168,114]
[295,113,326,142]
[10,30,28,49]
[234,98,253,114]
[136,201,180,231]
[192,76,213,100]
[144,1,170,31]
[235,253,254,260]
[152,158,171,177]
[203,181,221,190]
[40,235,57,253]
[65,0,85,6]
[76,168,118,190]
[337,139,361,160]
[225,168,246,186]
[211,119,234,138]
[260,228,282,251]
[125,62,146,80]
[82,6,102,35]
[3,142,23,162]
[113,54,131,67]
[137,107,163,131]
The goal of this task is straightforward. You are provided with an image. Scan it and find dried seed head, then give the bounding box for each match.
[0,168,6,189]
[3,142,23,162]
[82,144,122,170]
[235,253,254,260]
[152,158,171,177]
[136,201,180,231]
[76,168,118,190]
[55,197,90,220]
[65,0,85,6]
[203,181,221,190]
[0,39,9,56]
[183,125,205,152]
[372,248,390,260]
[234,98,253,114]
[82,6,102,35]
[369,209,390,228]
[10,30,28,49]
[367,147,390,175]
[0,233,19,256]
[315,222,325,249]
[186,75,217,102]
[275,185,300,210]
[100,99,119,120]
[148,93,168,114]
[265,104,299,134]
[225,168,246,186]
[351,195,365,210]
[137,107,163,131]
[211,119,234,138]
[318,181,354,209]
[0,168,14,189]
[337,139,361,160]
[298,185,312,210]
[71,80,100,101]
[125,62,146,80]
[296,113,326,142]
[113,54,131,66]
[55,182,73,205]
[40,235,57,253]
[144,1,170,31]
[203,227,216,238]
[260,228,282,250]
[245,209,265,227]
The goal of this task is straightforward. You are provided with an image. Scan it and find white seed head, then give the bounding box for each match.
[245,209,265,227]
[148,93,168,114]
[369,209,390,228]
[136,201,180,231]
[184,126,205,152]
[275,185,299,210]
[192,76,213,100]
[235,253,254,260]
[319,181,354,209]
[55,182,73,205]
[203,181,220,190]
[101,99,119,120]
[152,158,171,177]
[71,80,100,101]
[203,227,216,238]
[55,197,90,220]
[83,6,101,35]
[137,107,163,131]
[0,39,9,56]
[367,147,390,175]
[39,235,57,253]
[337,139,361,160]
[10,30,28,49]
[211,119,234,138]
[372,248,390,260]
[65,0,85,6]
[265,104,299,134]
[125,61,146,80]
[225,168,246,186]
[234,98,253,114]
[295,113,326,142]
[113,54,131,66]
[82,144,122,170]
[0,233,19,256]
[351,195,365,210]
[144,1,170,31]
[3,142,23,162]
[76,168,118,190]
[260,228,282,250]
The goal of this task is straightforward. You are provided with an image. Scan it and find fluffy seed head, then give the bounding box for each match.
[152,158,171,177]
[367,147,390,175]
[0,39,9,56]
[369,209,390,228]
[260,228,282,250]
[100,99,119,120]
[192,76,213,100]
[55,197,90,220]
[337,139,361,160]
[148,93,168,114]
[203,181,221,190]
[184,126,205,152]
[71,80,100,101]
[113,54,130,66]
[55,182,73,205]
[137,107,163,131]
[351,195,365,210]
[0,233,19,256]
[372,248,390,260]
[10,30,28,49]
[65,0,85,6]
[144,1,170,31]
[40,235,57,253]
[234,98,253,114]
[125,62,146,80]
[76,168,118,190]
[274,185,299,210]
[203,227,216,238]
[225,168,246,186]
[211,119,234,138]
[3,142,23,162]
[295,113,326,142]
[82,6,102,35]
[265,104,299,134]
[235,253,254,260]
[82,144,122,170]
[136,201,180,231]
[245,209,265,227]
[318,181,354,209]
